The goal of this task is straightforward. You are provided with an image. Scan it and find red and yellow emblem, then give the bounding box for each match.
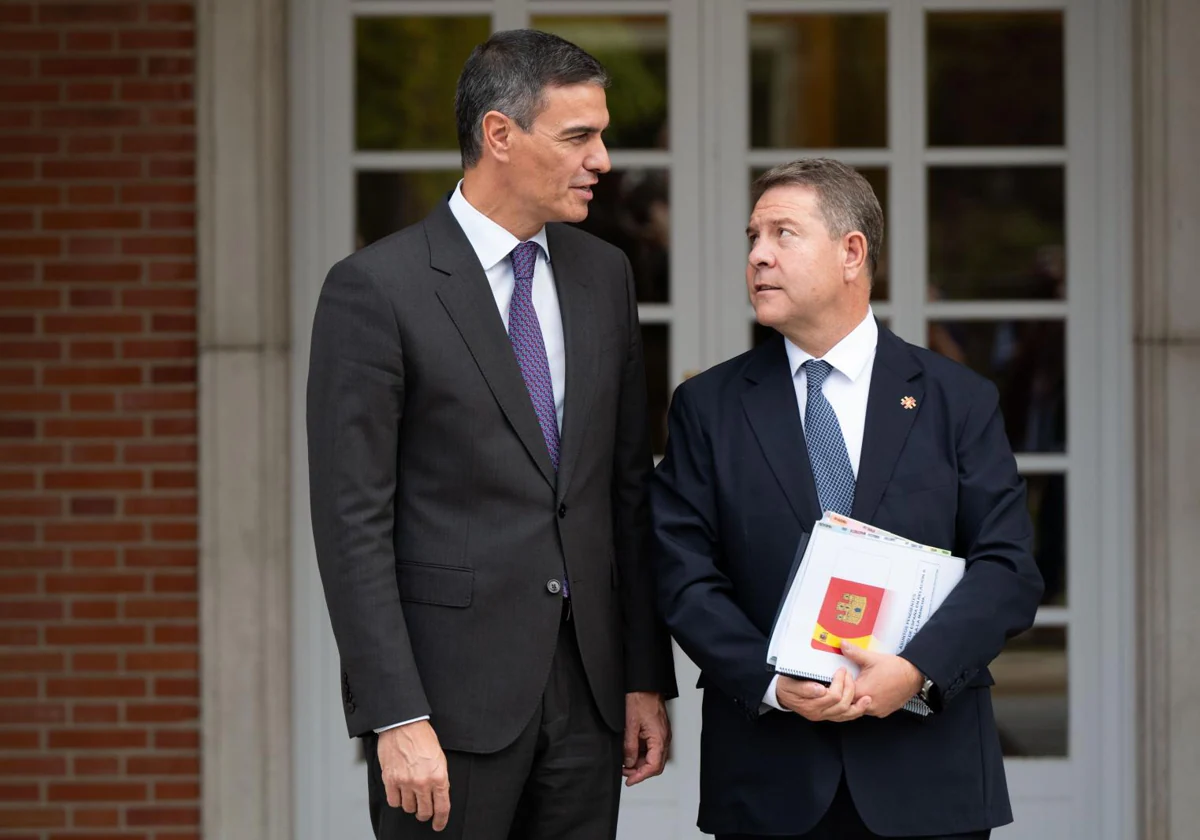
[812,577,886,653]
[900,395,917,410]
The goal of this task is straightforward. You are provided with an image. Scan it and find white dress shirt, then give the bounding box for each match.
[376,184,568,734]
[763,308,879,712]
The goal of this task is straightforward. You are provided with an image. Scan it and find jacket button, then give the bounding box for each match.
[558,503,567,519]
[546,579,562,595]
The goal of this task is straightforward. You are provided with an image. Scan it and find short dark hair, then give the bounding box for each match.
[455,29,609,169]
[752,159,884,281]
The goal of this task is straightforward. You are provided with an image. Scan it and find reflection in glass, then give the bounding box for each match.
[750,15,887,149]
[572,169,670,303]
[991,625,1067,757]
[927,13,1064,147]
[1025,473,1067,607]
[928,167,1065,300]
[642,324,669,455]
[355,17,491,152]
[927,320,1065,453]
[533,16,668,149]
[355,171,462,249]
[750,166,889,301]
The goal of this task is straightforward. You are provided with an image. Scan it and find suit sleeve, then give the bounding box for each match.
[306,259,431,736]
[651,383,776,717]
[898,377,1044,711]
[612,253,678,699]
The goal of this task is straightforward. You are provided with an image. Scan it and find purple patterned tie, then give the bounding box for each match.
[508,241,560,471]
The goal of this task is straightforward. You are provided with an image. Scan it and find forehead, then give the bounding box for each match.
[533,83,610,128]
[748,184,821,223]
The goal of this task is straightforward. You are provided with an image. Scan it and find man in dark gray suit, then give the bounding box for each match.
[306,29,677,840]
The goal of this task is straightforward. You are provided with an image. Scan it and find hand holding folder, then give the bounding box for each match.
[767,513,965,716]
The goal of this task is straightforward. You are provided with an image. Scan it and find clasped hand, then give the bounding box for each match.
[774,642,925,722]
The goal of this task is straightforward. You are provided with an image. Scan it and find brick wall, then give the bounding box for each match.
[0,2,199,837]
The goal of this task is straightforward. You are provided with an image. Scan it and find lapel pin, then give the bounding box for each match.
[900,396,917,410]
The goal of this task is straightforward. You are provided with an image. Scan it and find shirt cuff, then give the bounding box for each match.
[374,715,430,733]
[760,675,790,713]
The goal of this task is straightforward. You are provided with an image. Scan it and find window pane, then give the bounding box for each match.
[355,170,461,250]
[750,14,887,149]
[927,13,1064,147]
[1026,473,1067,606]
[572,169,670,303]
[928,167,1065,300]
[992,625,1068,757]
[926,320,1065,453]
[533,16,668,150]
[642,324,670,456]
[355,17,490,152]
[750,166,889,301]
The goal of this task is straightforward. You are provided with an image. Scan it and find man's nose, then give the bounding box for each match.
[586,138,611,174]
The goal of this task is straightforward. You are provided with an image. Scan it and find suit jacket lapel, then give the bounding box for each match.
[546,225,595,502]
[741,337,823,529]
[852,325,924,523]
[425,201,557,490]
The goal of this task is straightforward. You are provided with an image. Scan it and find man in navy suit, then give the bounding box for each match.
[650,159,1043,839]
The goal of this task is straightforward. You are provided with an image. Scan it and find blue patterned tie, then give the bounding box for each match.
[508,241,560,471]
[802,360,856,516]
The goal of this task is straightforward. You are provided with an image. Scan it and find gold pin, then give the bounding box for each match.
[900,396,917,410]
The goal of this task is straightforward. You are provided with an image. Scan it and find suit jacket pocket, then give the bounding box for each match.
[395,562,473,608]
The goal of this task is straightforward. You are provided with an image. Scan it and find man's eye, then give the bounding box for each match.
[779,229,794,238]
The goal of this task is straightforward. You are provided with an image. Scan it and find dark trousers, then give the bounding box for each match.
[365,611,623,840]
[717,774,991,840]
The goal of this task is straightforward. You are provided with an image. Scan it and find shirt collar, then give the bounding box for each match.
[783,308,879,383]
[447,180,551,271]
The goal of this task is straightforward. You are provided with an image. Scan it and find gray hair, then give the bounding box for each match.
[752,159,884,281]
[455,29,609,169]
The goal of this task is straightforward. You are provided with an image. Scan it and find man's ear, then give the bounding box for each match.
[842,231,868,282]
[480,110,513,163]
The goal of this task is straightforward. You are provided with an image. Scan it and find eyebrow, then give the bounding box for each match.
[745,216,801,236]
[559,125,604,138]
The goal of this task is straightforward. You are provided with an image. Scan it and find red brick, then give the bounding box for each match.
[151,470,193,490]
[73,757,119,776]
[125,444,193,463]
[0,341,59,361]
[126,651,196,671]
[44,211,141,230]
[125,498,195,518]
[0,782,39,801]
[0,601,62,620]
[68,445,119,464]
[45,625,144,646]
[152,625,195,644]
[120,184,192,204]
[45,419,143,439]
[69,288,116,308]
[72,808,124,830]
[67,236,118,256]
[151,417,195,436]
[123,598,194,619]
[67,135,116,155]
[0,32,58,52]
[68,342,117,361]
[149,527,195,547]
[72,652,118,670]
[151,314,194,333]
[122,339,193,360]
[0,237,60,257]
[0,498,61,517]
[0,520,36,538]
[46,263,140,283]
[41,107,139,129]
[69,392,117,412]
[69,497,118,517]
[0,549,63,569]
[70,602,118,622]
[0,652,63,672]
[126,756,197,776]
[0,186,59,205]
[42,58,139,77]
[70,549,118,569]
[0,5,32,25]
[0,84,60,105]
[154,781,199,800]
[49,782,146,805]
[0,701,64,722]
[66,31,115,51]
[0,806,65,828]
[45,522,143,543]
[122,391,194,412]
[44,470,140,490]
[0,419,36,437]
[149,210,195,230]
[0,320,37,338]
[122,236,193,256]
[44,314,142,334]
[122,288,193,309]
[151,365,195,384]
[0,444,61,464]
[0,135,58,154]
[43,367,142,386]
[67,81,117,102]
[152,730,197,750]
[47,678,145,698]
[152,575,195,595]
[42,160,141,180]
[147,4,193,23]
[46,574,143,594]
[127,702,196,722]
[149,158,193,177]
[0,758,64,777]
[121,133,192,155]
[0,289,59,310]
[147,58,193,77]
[0,731,39,749]
[47,730,146,750]
[72,704,120,723]
[0,211,35,231]
[0,159,35,177]
[67,184,117,205]
[38,3,141,24]
[120,82,191,103]
[2,393,62,411]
